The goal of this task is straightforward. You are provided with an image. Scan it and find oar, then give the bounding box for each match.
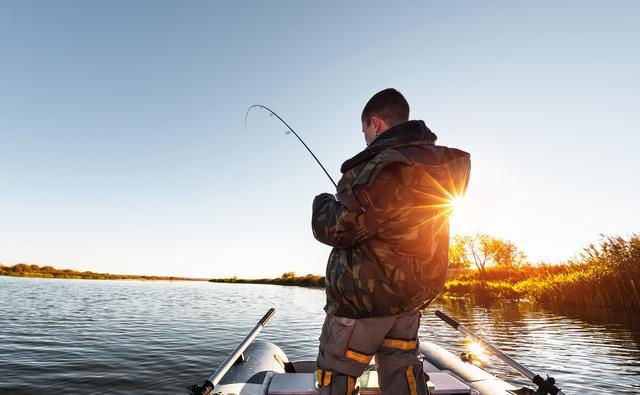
[435,310,565,395]
[188,308,276,395]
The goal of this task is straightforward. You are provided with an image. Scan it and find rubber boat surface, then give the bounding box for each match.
[209,340,524,395]
[188,309,561,395]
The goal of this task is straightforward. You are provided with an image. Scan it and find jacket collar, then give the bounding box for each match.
[341,120,438,173]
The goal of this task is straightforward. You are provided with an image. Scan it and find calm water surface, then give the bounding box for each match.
[1,276,639,394]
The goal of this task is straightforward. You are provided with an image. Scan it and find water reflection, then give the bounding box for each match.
[0,277,638,394]
[424,297,640,393]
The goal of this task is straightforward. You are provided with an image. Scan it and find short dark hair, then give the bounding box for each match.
[361,88,410,127]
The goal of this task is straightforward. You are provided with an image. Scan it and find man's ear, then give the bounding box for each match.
[371,116,387,133]
[371,116,382,132]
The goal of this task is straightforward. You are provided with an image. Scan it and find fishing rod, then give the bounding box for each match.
[188,308,276,395]
[435,310,565,395]
[245,104,338,189]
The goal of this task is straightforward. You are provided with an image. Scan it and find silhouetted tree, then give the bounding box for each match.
[454,234,526,274]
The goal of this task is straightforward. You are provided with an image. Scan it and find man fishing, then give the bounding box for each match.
[312,88,471,395]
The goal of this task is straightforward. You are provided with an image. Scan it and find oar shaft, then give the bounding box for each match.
[436,309,534,378]
[455,322,535,380]
[207,323,263,385]
[435,310,565,395]
[194,308,276,395]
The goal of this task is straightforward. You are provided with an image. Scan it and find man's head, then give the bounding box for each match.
[361,88,410,145]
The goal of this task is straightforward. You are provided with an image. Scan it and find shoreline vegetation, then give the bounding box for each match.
[3,234,637,313]
[211,271,325,288]
[211,234,639,313]
[0,264,205,281]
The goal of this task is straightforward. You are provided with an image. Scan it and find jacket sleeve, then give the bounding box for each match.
[311,166,395,248]
[311,151,471,248]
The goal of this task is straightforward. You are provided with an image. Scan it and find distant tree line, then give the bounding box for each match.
[0,263,204,281]
[210,271,324,288]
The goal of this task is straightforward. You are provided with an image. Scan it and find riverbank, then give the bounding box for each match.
[210,272,324,287]
[0,264,205,281]
[5,234,637,312]
[211,235,640,313]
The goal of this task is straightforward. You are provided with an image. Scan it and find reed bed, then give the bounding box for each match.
[444,235,639,312]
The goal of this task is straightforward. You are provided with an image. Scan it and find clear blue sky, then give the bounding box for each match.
[1,1,638,277]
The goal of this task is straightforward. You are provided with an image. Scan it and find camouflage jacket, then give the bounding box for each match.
[312,120,471,318]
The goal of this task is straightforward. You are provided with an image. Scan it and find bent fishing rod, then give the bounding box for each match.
[245,104,338,189]
[435,310,565,395]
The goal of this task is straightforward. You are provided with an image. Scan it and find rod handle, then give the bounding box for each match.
[259,308,276,326]
[435,310,460,330]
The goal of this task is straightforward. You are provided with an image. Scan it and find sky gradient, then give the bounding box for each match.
[1,1,638,277]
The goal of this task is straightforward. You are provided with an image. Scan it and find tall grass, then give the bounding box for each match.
[517,235,640,312]
[445,234,640,312]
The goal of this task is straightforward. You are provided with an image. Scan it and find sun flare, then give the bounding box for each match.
[448,196,464,212]
[446,195,468,236]
[463,339,489,365]
[467,341,484,356]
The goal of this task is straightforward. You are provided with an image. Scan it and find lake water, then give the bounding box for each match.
[1,276,639,394]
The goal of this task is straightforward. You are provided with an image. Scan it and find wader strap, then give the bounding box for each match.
[405,366,418,395]
[382,338,417,350]
[345,348,374,364]
[347,376,356,395]
[315,369,332,387]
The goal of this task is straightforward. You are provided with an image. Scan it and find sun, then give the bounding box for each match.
[449,197,464,212]
[446,195,467,217]
[447,195,468,235]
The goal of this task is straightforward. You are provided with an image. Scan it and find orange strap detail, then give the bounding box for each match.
[324,370,332,387]
[345,348,373,364]
[405,365,418,395]
[382,338,417,350]
[347,376,356,395]
[315,369,332,387]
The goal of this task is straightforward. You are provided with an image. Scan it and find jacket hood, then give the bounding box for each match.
[341,120,438,173]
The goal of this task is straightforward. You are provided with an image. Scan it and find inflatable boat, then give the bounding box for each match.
[188,309,564,395]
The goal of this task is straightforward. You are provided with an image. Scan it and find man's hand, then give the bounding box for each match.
[313,193,337,213]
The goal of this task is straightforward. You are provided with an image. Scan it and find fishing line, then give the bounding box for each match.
[244,104,338,189]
